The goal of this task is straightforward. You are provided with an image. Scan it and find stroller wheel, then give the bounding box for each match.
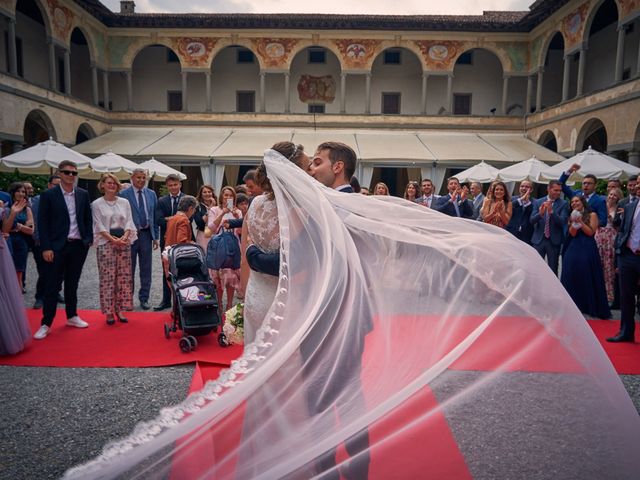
[164,323,171,339]
[179,337,191,353]
[218,332,228,347]
[187,335,197,350]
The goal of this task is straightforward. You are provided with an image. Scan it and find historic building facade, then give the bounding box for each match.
[0,0,639,193]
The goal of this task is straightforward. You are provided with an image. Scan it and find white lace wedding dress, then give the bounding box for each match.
[243,194,280,343]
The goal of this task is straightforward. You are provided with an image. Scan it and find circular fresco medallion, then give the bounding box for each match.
[186,41,206,57]
[428,44,449,61]
[265,42,285,58]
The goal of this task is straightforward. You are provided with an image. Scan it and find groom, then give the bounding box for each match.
[246,141,371,479]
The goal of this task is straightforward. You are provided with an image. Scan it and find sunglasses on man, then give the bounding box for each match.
[59,170,78,176]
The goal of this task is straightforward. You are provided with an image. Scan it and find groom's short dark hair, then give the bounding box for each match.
[317,141,357,180]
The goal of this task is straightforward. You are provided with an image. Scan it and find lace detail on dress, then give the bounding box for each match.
[247,195,280,253]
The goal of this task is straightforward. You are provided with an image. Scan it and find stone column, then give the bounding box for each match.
[562,55,571,102]
[284,73,290,113]
[340,73,346,114]
[260,72,267,113]
[637,38,640,77]
[63,49,71,95]
[365,73,371,115]
[501,75,510,115]
[615,25,625,82]
[421,73,429,114]
[525,75,533,114]
[7,17,17,76]
[91,64,99,106]
[181,71,188,112]
[48,40,57,91]
[102,70,109,110]
[446,73,453,114]
[126,70,133,111]
[629,150,640,167]
[577,47,587,96]
[13,141,23,153]
[205,71,212,112]
[535,68,544,112]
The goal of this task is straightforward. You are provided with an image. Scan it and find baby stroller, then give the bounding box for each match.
[164,244,226,352]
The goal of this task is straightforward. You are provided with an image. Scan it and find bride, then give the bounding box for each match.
[65,149,640,480]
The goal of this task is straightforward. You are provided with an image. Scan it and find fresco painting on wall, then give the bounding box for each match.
[502,42,530,72]
[562,2,590,49]
[619,0,640,19]
[0,0,14,13]
[172,37,217,67]
[297,75,336,103]
[47,0,74,42]
[415,40,464,70]
[334,39,380,68]
[254,38,298,67]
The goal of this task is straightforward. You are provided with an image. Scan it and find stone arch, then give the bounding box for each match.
[369,46,423,115]
[576,117,609,152]
[210,39,262,70]
[451,44,508,74]
[65,24,96,65]
[285,39,344,71]
[451,47,504,115]
[538,130,558,152]
[127,40,184,70]
[536,29,567,68]
[365,41,425,71]
[582,0,622,46]
[75,122,95,145]
[15,0,53,38]
[22,109,56,146]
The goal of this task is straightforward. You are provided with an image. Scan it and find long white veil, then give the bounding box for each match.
[65,150,640,479]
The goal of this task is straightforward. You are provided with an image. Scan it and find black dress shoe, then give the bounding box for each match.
[154,302,171,311]
[606,334,634,343]
[140,301,151,310]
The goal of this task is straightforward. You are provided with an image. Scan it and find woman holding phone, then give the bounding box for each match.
[207,186,243,309]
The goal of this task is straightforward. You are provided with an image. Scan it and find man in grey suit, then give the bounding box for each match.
[470,181,485,220]
[119,168,159,310]
[530,180,569,276]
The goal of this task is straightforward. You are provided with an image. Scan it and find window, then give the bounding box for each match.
[453,93,472,115]
[166,49,179,63]
[308,49,326,64]
[237,91,255,112]
[381,92,401,114]
[167,91,183,111]
[237,49,254,63]
[308,104,325,114]
[457,51,473,65]
[623,68,631,81]
[384,50,401,65]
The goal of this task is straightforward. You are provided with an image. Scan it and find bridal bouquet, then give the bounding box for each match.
[223,302,244,345]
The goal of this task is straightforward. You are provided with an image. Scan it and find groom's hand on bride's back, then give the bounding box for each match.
[245,244,280,277]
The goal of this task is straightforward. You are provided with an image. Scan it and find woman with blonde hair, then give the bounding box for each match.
[194,185,217,253]
[481,181,512,228]
[208,186,243,309]
[595,187,623,303]
[92,173,137,325]
[374,182,390,196]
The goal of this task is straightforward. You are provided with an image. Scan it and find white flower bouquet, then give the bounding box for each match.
[223,302,244,345]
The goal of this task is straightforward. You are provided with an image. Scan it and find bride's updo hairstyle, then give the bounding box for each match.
[256,141,306,200]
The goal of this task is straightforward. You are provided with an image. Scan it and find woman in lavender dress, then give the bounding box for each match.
[0,210,31,355]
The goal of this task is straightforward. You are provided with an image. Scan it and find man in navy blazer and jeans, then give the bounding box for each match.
[530,180,569,276]
[559,164,607,227]
[120,168,159,310]
[34,160,93,340]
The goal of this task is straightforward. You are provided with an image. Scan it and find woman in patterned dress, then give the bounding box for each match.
[92,173,137,325]
[481,181,513,228]
[595,187,623,303]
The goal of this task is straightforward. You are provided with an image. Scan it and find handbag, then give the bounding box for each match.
[109,228,125,238]
[206,228,241,270]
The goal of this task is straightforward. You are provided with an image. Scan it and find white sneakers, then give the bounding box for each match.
[33,325,50,340]
[66,316,89,328]
[33,316,89,340]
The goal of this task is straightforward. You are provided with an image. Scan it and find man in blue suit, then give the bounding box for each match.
[559,164,607,227]
[609,200,640,342]
[433,177,474,219]
[506,180,535,245]
[120,168,159,310]
[530,180,569,275]
[34,160,93,340]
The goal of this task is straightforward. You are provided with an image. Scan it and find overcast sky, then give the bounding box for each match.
[101,0,533,15]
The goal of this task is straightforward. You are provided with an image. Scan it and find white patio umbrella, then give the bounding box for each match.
[138,157,187,181]
[0,138,91,174]
[454,161,500,183]
[496,156,550,184]
[80,151,141,180]
[539,146,640,182]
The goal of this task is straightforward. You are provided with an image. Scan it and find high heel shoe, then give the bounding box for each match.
[116,312,128,323]
[106,316,115,325]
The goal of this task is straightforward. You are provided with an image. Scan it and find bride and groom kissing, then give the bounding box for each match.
[241,140,371,479]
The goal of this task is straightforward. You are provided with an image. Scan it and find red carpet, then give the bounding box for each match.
[589,319,640,374]
[0,309,242,368]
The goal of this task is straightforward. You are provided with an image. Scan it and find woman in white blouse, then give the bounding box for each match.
[92,173,137,325]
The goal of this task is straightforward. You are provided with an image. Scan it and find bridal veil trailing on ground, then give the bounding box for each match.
[65,150,640,479]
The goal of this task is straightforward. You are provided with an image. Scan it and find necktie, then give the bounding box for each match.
[138,189,148,228]
[544,203,551,239]
[452,196,460,217]
[171,196,178,215]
